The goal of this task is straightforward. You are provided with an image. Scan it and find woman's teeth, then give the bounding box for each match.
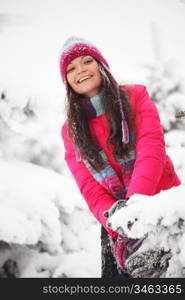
[78,75,92,83]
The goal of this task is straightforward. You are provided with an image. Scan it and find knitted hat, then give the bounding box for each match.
[59,37,110,85]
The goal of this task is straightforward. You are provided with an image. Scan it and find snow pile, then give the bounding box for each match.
[0,159,101,278]
[0,160,73,248]
[108,185,185,277]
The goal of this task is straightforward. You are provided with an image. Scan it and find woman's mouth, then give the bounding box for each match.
[77,75,93,84]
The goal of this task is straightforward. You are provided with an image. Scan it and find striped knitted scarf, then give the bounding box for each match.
[80,94,136,201]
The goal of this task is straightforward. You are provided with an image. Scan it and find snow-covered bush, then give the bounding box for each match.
[108,185,185,277]
[0,159,100,278]
[145,59,185,132]
[0,90,65,174]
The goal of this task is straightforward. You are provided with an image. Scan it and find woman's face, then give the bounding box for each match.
[66,55,102,97]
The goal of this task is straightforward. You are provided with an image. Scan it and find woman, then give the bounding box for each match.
[59,37,181,278]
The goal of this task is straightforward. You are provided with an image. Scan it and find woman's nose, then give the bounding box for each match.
[76,63,86,74]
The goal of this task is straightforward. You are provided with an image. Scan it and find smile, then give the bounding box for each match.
[77,75,93,84]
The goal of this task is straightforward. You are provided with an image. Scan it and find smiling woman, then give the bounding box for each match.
[58,37,181,278]
[66,56,102,97]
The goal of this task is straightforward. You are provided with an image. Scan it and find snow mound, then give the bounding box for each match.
[0,159,79,250]
[109,185,185,277]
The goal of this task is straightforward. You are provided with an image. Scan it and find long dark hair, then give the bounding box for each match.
[65,63,136,171]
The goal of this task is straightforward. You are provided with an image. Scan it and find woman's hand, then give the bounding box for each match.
[109,233,147,272]
[104,199,148,273]
[125,248,172,278]
[104,200,128,236]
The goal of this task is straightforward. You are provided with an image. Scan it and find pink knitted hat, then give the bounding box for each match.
[59,37,110,85]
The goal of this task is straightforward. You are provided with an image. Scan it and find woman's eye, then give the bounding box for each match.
[84,59,93,64]
[67,67,75,73]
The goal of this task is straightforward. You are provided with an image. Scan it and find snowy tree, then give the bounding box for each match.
[145,59,185,133]
[143,23,185,133]
[0,86,100,278]
[0,159,100,277]
[0,87,65,174]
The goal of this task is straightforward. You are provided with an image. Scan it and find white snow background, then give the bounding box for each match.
[0,0,185,277]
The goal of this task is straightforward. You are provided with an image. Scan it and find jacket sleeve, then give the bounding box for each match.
[126,85,166,198]
[61,123,118,237]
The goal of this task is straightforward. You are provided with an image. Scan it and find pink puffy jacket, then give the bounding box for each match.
[61,84,181,236]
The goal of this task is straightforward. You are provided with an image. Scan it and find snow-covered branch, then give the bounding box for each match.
[108,185,185,277]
